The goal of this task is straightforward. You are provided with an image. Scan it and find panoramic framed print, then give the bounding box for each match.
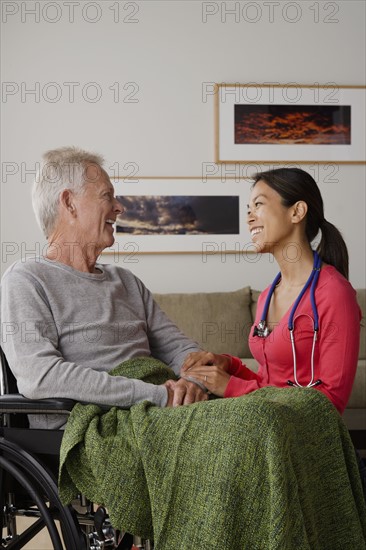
[102,179,253,254]
[214,83,366,164]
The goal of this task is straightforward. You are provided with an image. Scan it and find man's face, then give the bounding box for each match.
[72,164,123,251]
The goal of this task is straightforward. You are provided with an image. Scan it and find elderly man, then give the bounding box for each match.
[1,147,206,429]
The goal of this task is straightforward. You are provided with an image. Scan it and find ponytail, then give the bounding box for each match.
[317,219,349,280]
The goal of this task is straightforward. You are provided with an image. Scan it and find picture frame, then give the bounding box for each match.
[102,179,255,255]
[214,83,366,164]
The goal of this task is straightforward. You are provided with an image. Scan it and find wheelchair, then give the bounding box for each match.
[0,347,153,550]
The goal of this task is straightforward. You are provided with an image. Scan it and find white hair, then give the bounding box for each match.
[32,146,105,237]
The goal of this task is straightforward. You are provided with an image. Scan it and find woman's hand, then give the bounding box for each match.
[181,351,231,373]
[180,352,232,397]
[182,365,231,397]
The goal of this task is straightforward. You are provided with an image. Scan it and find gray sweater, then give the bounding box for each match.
[1,258,200,428]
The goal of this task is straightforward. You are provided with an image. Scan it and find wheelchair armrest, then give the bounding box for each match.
[0,393,76,415]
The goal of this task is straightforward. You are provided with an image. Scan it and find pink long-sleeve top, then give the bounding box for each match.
[224,266,361,413]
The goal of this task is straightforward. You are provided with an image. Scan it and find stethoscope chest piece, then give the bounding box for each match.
[253,320,270,338]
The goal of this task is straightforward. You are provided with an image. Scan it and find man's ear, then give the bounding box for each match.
[291,201,308,224]
[60,189,75,214]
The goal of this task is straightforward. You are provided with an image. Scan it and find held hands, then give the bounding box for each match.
[180,351,231,397]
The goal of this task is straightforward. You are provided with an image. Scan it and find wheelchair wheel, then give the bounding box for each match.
[0,437,85,550]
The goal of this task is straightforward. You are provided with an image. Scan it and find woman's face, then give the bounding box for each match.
[247,179,295,254]
[71,164,123,251]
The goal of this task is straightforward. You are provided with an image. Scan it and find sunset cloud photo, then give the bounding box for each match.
[234,104,351,145]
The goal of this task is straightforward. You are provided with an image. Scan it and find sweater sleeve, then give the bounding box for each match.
[223,354,262,397]
[0,270,168,410]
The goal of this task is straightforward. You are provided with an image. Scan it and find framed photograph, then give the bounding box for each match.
[103,179,253,254]
[215,83,366,164]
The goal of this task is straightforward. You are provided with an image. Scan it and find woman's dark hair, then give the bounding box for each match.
[253,167,349,279]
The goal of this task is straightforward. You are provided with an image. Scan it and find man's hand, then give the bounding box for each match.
[164,378,208,407]
[164,380,175,407]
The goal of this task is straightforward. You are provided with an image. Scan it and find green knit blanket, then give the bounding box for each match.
[59,357,366,549]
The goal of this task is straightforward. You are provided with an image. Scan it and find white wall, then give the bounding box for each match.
[1,0,365,292]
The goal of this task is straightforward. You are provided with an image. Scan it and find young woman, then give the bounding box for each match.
[182,168,361,414]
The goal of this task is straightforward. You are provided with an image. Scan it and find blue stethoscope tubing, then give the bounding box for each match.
[256,251,322,388]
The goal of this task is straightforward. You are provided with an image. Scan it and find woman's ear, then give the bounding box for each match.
[291,201,308,224]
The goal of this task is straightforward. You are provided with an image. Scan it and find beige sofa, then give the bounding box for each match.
[153,286,366,450]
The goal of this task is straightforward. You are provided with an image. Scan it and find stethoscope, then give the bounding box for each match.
[253,251,322,388]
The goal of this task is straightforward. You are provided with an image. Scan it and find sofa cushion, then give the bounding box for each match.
[153,287,253,357]
[347,359,366,408]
